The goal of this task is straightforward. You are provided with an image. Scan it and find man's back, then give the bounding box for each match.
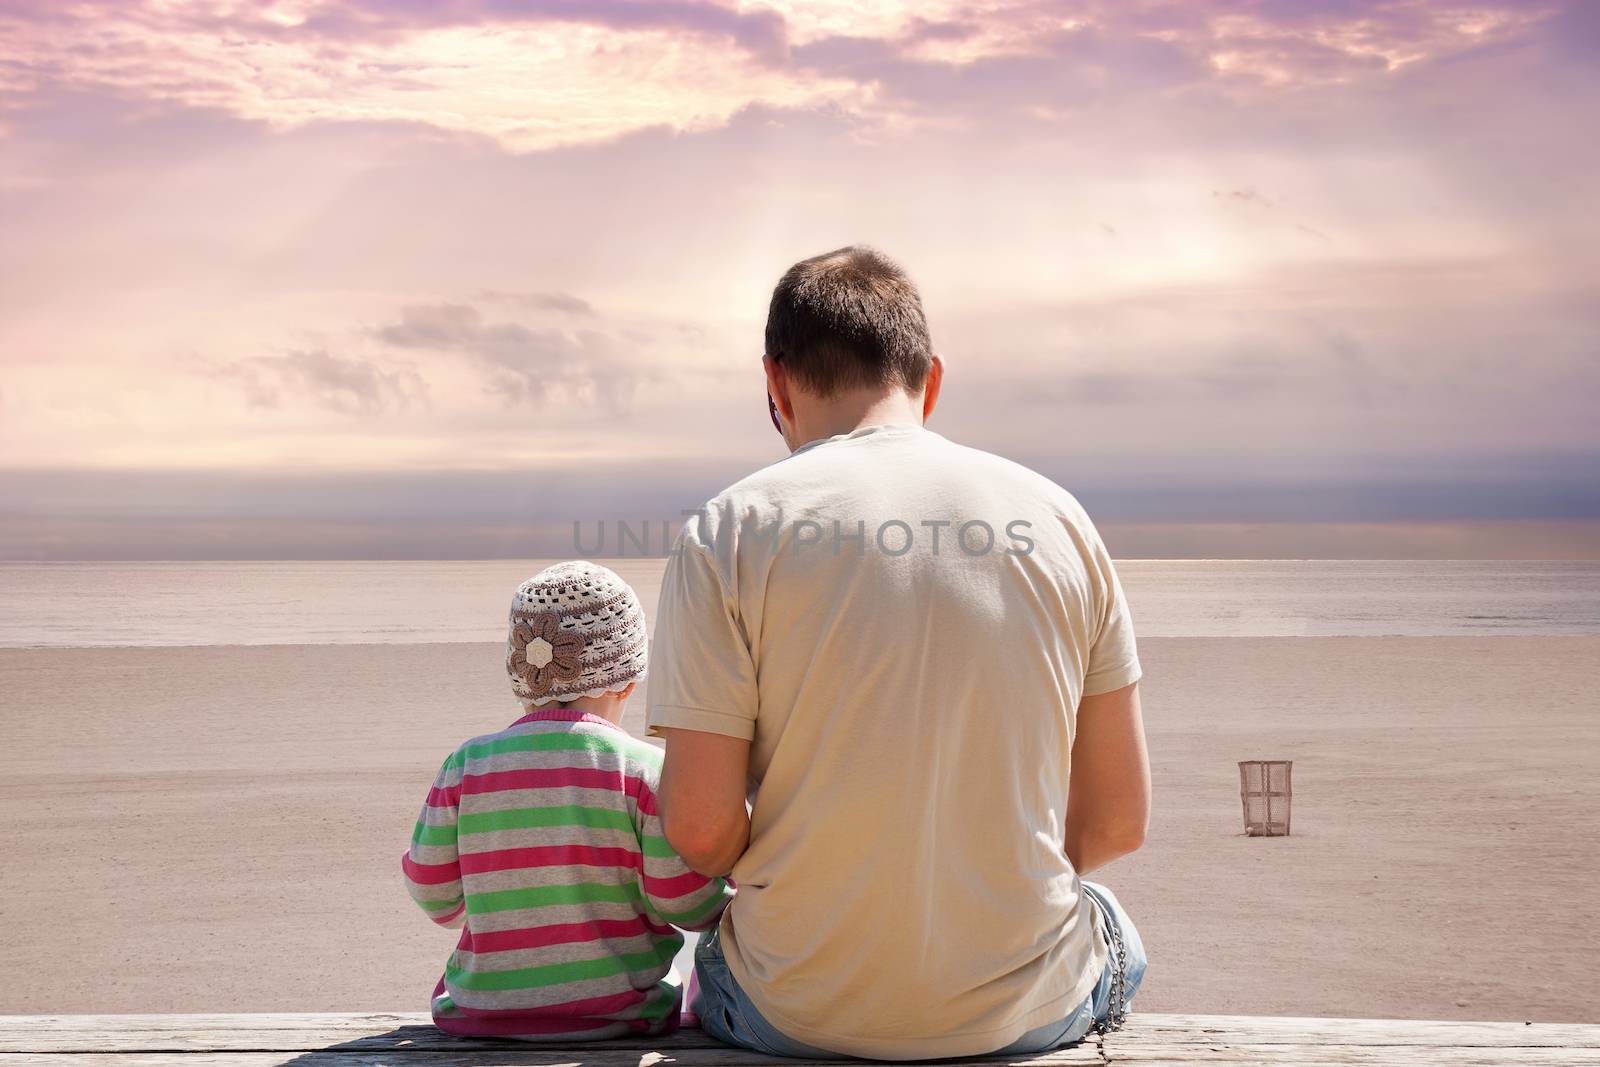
[647,422,1141,1059]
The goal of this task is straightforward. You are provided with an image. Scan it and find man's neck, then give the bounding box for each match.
[789,389,924,452]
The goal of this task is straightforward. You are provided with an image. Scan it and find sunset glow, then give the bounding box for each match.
[1,0,1595,557]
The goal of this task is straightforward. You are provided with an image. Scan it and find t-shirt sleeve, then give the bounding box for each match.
[645,526,759,741]
[1082,523,1143,697]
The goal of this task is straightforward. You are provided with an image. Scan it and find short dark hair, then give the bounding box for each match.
[764,246,933,397]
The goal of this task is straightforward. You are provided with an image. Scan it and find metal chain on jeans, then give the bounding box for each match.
[1090,900,1129,1036]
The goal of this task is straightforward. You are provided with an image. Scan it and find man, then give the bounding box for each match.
[646,246,1150,1059]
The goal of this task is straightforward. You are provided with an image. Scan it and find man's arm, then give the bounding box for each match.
[635,765,737,928]
[655,728,752,877]
[1064,680,1150,875]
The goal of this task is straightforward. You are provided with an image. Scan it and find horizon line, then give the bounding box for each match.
[3,557,1596,565]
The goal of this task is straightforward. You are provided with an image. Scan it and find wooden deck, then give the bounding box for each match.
[2,1012,1597,1066]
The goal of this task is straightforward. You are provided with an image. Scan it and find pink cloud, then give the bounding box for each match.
[0,2,1561,151]
[0,1,1595,560]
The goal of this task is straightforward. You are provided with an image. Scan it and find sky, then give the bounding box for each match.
[0,0,1596,559]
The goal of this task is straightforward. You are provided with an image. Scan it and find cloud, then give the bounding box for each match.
[0,1,1563,154]
[0,0,856,152]
[374,302,654,409]
[0,0,792,53]
[474,290,595,316]
[297,0,792,58]
[1213,187,1276,207]
[1042,353,1292,406]
[206,350,429,415]
[775,1,1556,134]
[1,1,1597,561]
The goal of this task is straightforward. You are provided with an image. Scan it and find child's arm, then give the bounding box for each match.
[636,775,735,932]
[401,752,467,929]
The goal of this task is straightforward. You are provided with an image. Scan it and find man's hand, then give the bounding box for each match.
[1064,681,1150,875]
[655,728,753,877]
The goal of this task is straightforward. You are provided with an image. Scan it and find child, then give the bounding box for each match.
[403,560,734,1041]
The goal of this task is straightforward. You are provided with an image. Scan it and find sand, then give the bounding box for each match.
[1,637,1596,1021]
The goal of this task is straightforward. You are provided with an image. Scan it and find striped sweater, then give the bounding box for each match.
[402,708,735,1041]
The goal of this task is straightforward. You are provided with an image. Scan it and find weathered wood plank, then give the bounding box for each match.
[8,1012,1598,1048]
[5,1013,1598,1052]
[1121,1015,1600,1047]
[1076,1046,1600,1066]
[0,1018,724,1055]
[2,1012,1598,1066]
[0,1016,438,1054]
[3,1046,1599,1066]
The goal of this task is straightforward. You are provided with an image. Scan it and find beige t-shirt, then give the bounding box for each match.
[646,423,1141,1060]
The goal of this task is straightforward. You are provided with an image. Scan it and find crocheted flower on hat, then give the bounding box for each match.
[509,613,584,698]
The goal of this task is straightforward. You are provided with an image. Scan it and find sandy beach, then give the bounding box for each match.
[1,636,1596,1021]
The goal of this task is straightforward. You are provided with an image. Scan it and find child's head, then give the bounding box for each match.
[506,560,648,721]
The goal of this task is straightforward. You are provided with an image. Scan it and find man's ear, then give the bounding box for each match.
[763,354,796,424]
[921,354,944,422]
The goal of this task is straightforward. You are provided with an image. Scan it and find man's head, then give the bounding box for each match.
[763,246,942,448]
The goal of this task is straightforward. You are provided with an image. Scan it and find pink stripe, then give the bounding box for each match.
[426,783,460,807]
[432,976,666,1034]
[635,778,660,816]
[402,850,461,886]
[510,708,629,734]
[642,869,713,899]
[462,766,643,796]
[442,985,654,1022]
[431,902,466,927]
[459,844,641,876]
[435,1011,634,1038]
[466,917,657,954]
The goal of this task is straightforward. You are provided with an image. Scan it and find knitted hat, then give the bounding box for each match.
[507,560,649,707]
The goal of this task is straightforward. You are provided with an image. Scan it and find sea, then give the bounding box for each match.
[1,559,1596,649]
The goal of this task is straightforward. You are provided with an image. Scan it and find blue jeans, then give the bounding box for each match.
[690,880,1147,1059]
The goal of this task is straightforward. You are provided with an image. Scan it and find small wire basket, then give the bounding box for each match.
[1238,760,1292,836]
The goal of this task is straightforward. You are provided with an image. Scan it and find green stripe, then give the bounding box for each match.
[415,896,463,913]
[638,983,681,1020]
[445,730,661,770]
[447,941,677,991]
[466,880,644,915]
[413,822,457,847]
[640,834,676,858]
[656,882,731,925]
[457,804,634,837]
